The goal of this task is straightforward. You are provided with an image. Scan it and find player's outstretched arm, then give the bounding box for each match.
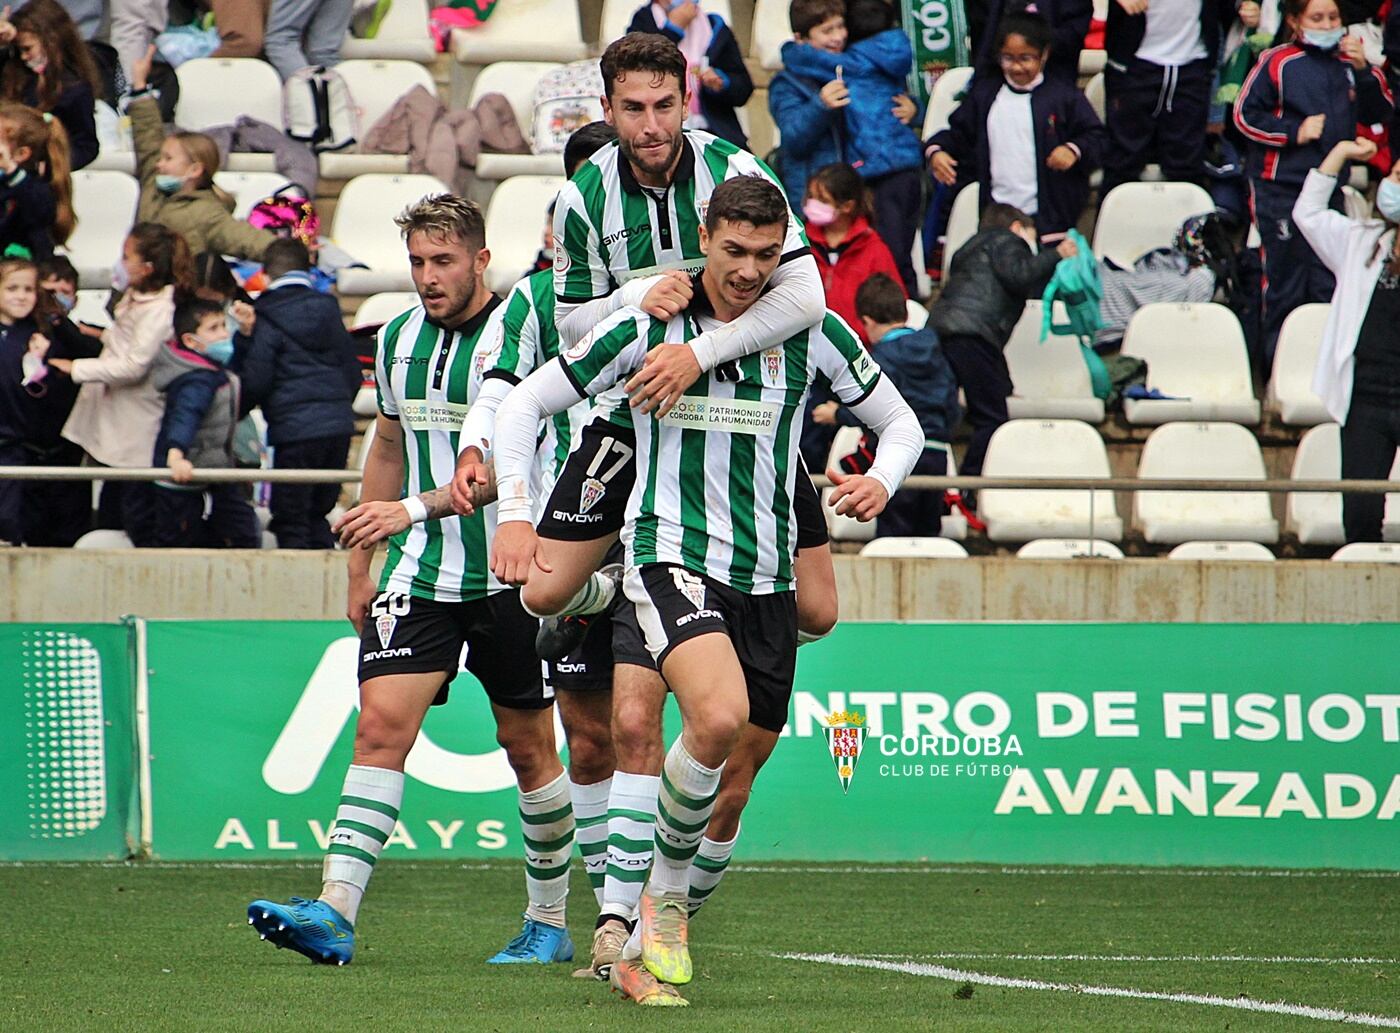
[337,414,405,632]
[830,378,923,521]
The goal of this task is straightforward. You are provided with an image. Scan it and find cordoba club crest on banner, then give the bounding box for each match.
[824,710,866,794]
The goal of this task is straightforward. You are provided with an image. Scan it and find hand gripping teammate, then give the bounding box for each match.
[488,175,923,1005]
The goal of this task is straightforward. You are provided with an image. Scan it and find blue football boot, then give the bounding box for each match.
[487,915,575,964]
[248,896,355,966]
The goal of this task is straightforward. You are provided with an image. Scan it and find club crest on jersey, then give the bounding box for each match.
[375,614,397,650]
[696,199,709,224]
[763,347,783,385]
[579,476,606,514]
[671,567,707,611]
[823,709,867,795]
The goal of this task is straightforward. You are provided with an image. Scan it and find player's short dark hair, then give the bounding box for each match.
[996,10,1053,52]
[37,254,78,285]
[855,273,907,324]
[790,0,844,36]
[174,295,226,341]
[980,202,1033,232]
[262,237,311,280]
[564,121,618,176]
[599,33,687,100]
[705,174,790,234]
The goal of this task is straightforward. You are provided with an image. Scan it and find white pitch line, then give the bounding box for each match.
[857,952,1398,966]
[729,864,1400,878]
[777,952,1400,1029]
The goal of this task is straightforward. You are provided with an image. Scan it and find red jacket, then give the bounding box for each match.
[807,216,905,343]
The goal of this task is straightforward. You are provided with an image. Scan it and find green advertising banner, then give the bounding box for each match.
[141,622,1399,869]
[900,0,970,106]
[0,623,137,860]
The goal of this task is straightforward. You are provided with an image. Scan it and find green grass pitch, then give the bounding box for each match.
[2,861,1396,1032]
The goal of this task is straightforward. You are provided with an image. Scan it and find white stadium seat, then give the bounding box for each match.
[921,65,974,139]
[905,298,928,329]
[1285,423,1400,545]
[175,58,282,131]
[979,419,1123,542]
[451,0,588,64]
[859,537,969,558]
[1092,182,1213,267]
[470,62,570,180]
[333,174,453,294]
[940,181,979,284]
[1016,538,1123,558]
[483,175,566,293]
[320,59,438,178]
[752,0,792,70]
[1134,422,1278,544]
[74,529,134,548]
[1331,542,1400,562]
[1120,303,1260,425]
[353,292,421,328]
[212,171,292,220]
[823,426,872,542]
[1168,540,1276,561]
[67,170,140,289]
[599,0,733,47]
[1084,72,1105,122]
[1267,303,1331,425]
[341,0,434,62]
[70,289,112,328]
[1004,301,1105,422]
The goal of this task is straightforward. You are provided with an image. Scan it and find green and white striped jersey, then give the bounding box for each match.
[558,295,882,595]
[375,298,522,603]
[487,270,594,502]
[552,130,810,433]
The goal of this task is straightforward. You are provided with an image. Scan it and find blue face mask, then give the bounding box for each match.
[155,173,184,195]
[204,337,235,366]
[1303,27,1345,49]
[1377,178,1400,222]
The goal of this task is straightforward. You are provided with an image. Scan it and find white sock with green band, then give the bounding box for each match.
[603,771,659,922]
[650,738,722,896]
[320,764,403,925]
[570,776,611,910]
[687,825,739,915]
[520,770,574,928]
[562,570,617,617]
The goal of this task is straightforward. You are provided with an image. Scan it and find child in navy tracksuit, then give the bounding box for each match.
[1102,0,1234,195]
[925,12,1107,245]
[149,295,258,548]
[779,0,925,293]
[1235,0,1393,366]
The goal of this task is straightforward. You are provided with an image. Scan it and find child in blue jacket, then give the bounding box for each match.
[769,0,850,211]
[779,0,924,293]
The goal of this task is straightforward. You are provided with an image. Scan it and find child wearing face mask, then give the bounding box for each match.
[127,45,276,262]
[1235,0,1393,369]
[0,0,99,170]
[804,162,905,343]
[147,294,259,548]
[925,12,1106,246]
[0,101,72,261]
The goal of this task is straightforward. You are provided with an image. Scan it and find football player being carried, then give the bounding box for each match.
[484,175,924,1005]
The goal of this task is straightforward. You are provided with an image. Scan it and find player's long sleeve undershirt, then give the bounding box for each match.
[555,253,827,373]
[458,375,514,459]
[844,377,924,501]
[493,360,583,523]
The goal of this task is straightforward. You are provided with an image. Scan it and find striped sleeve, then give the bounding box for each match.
[722,144,811,255]
[1233,46,1298,148]
[374,310,414,417]
[558,307,653,396]
[553,171,611,303]
[814,311,882,405]
[485,277,541,384]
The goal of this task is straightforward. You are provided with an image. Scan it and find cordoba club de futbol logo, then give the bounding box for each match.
[823,710,867,794]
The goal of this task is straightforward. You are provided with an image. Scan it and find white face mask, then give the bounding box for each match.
[1377,178,1400,223]
[112,260,130,293]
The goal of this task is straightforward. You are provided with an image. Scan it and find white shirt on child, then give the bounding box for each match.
[1135,0,1207,66]
[988,83,1039,216]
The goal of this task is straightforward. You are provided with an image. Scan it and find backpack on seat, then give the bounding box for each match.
[530,60,604,155]
[283,66,359,153]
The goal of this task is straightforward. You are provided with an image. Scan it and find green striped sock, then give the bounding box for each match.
[650,738,721,896]
[571,776,611,911]
[687,827,739,915]
[321,764,403,924]
[561,570,616,617]
[603,771,659,921]
[521,770,573,927]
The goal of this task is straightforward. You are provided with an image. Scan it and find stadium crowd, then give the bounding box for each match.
[0,0,1398,553]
